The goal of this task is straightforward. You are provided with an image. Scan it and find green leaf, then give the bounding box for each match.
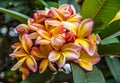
[46,1,59,8]
[0,7,29,24]
[38,0,49,8]
[99,20,120,40]
[71,63,105,83]
[21,69,53,83]
[98,43,120,56]
[58,0,80,13]
[105,56,120,83]
[100,38,119,44]
[82,0,120,23]
[81,0,120,30]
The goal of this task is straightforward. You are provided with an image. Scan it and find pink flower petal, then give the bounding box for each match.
[78,19,93,37]
[26,56,37,72]
[50,7,64,21]
[80,51,101,65]
[37,29,51,40]
[21,34,33,53]
[58,54,66,68]
[51,35,65,50]
[62,21,77,34]
[10,49,27,58]
[62,50,79,60]
[48,50,60,62]
[62,43,81,52]
[75,38,96,56]
[16,24,30,34]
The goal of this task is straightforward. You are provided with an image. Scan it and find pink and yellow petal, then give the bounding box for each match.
[28,32,39,39]
[58,4,76,18]
[88,34,97,45]
[11,42,21,49]
[51,35,65,50]
[78,19,93,37]
[48,62,57,72]
[66,14,82,22]
[16,24,30,34]
[10,49,28,58]
[11,57,27,71]
[39,59,48,73]
[76,59,93,71]
[30,23,45,30]
[62,50,79,60]
[62,21,77,34]
[80,51,100,65]
[58,54,66,68]
[19,66,30,80]
[26,56,37,72]
[48,50,60,62]
[50,26,65,36]
[35,39,50,45]
[37,29,51,40]
[31,47,48,59]
[62,43,81,52]
[75,38,95,56]
[21,34,33,53]
[45,18,61,30]
[50,7,64,21]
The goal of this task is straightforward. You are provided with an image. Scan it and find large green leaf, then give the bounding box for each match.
[58,0,80,13]
[71,63,105,83]
[81,0,120,31]
[98,43,120,56]
[0,7,29,24]
[21,69,53,83]
[82,0,120,23]
[99,20,120,40]
[105,56,120,83]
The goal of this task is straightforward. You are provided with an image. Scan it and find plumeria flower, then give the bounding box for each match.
[74,51,100,71]
[75,19,97,56]
[10,4,101,79]
[48,43,81,68]
[31,45,57,73]
[10,34,37,73]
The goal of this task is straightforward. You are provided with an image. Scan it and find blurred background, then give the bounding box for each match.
[0,0,120,83]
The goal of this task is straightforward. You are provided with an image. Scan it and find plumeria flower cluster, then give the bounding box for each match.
[10,4,100,80]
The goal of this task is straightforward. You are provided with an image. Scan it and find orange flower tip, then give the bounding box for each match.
[39,68,44,74]
[16,24,30,34]
[28,18,35,24]
[31,68,37,72]
[11,42,21,49]
[30,23,45,30]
